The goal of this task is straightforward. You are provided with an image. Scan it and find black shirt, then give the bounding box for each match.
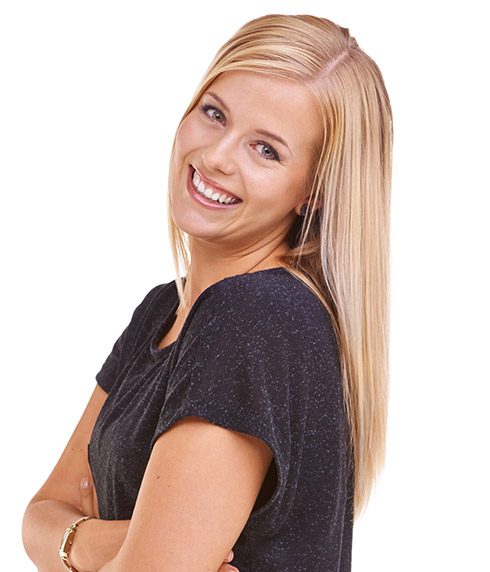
[88,267,354,571]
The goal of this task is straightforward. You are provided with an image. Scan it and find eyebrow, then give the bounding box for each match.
[206,91,291,153]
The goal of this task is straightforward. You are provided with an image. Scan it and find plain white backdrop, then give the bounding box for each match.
[1,0,489,569]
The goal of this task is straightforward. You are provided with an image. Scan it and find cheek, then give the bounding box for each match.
[251,174,304,212]
[174,116,203,156]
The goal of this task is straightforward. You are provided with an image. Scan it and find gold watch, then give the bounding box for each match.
[59,515,95,571]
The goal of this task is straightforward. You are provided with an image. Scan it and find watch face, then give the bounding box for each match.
[60,526,76,555]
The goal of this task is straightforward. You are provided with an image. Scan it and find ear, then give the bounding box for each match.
[295,196,321,217]
[295,193,309,217]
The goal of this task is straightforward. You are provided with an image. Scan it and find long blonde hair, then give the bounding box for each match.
[166,14,393,521]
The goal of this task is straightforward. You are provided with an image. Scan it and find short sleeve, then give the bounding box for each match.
[95,283,163,393]
[95,326,125,394]
[150,278,316,533]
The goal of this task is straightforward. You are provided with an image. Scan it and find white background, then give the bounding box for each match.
[1,1,489,570]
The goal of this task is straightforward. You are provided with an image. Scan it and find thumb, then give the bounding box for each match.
[80,476,95,517]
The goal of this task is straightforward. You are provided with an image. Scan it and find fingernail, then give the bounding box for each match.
[81,477,90,490]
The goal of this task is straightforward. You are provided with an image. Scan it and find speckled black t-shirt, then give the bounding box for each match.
[88,267,354,571]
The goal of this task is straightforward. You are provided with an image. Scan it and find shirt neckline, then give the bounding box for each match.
[150,266,290,358]
[150,295,180,357]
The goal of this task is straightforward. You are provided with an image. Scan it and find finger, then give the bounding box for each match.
[92,481,100,518]
[80,476,95,516]
[87,469,100,518]
[217,564,239,572]
[218,549,238,571]
[224,550,234,562]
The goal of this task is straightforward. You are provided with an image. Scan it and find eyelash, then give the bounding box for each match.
[198,103,282,163]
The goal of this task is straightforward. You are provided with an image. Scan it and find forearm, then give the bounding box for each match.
[22,498,86,572]
[70,516,129,571]
[22,498,129,572]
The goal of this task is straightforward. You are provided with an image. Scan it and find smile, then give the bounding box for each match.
[187,166,242,210]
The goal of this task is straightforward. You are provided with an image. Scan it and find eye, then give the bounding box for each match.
[253,142,281,162]
[199,103,226,124]
[198,102,282,163]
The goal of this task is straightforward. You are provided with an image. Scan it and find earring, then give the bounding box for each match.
[299,203,308,217]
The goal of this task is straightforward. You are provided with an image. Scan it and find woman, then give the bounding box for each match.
[22,13,393,572]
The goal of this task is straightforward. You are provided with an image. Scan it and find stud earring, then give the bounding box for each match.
[299,203,308,217]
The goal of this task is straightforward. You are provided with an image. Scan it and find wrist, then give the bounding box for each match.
[70,517,130,572]
[59,515,95,572]
[66,517,98,572]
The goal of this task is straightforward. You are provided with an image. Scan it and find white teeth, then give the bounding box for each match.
[191,169,239,205]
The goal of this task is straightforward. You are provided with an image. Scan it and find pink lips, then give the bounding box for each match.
[187,166,241,210]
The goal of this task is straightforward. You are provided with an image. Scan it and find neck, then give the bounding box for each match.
[178,237,290,314]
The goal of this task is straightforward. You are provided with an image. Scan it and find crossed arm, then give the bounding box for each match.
[22,383,272,571]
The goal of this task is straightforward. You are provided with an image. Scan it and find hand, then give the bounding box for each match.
[79,475,98,518]
[77,476,240,572]
[71,476,129,572]
[220,549,239,571]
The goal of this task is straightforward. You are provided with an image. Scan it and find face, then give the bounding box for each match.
[169,70,322,252]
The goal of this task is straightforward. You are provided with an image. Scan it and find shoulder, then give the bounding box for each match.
[135,280,178,314]
[144,280,177,304]
[197,268,334,342]
[208,268,320,309]
[124,280,178,333]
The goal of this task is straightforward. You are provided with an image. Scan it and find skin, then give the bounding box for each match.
[169,69,323,315]
[22,70,323,571]
[91,71,324,571]
[22,384,125,572]
[77,478,236,568]
[21,383,237,572]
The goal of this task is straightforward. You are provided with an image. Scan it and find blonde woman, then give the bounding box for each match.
[22,13,393,572]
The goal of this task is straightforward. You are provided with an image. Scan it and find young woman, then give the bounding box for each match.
[22,13,393,572]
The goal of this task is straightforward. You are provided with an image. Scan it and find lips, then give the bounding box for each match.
[191,165,242,202]
[186,165,241,210]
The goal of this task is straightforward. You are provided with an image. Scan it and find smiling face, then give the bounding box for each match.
[169,70,323,255]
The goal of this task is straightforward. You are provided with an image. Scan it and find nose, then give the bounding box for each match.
[201,135,237,176]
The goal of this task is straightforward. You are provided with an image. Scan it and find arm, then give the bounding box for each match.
[21,383,129,572]
[98,415,273,571]
[22,500,129,572]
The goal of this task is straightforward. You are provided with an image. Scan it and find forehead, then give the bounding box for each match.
[204,70,323,156]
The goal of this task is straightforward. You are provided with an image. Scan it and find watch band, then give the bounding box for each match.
[59,515,95,571]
